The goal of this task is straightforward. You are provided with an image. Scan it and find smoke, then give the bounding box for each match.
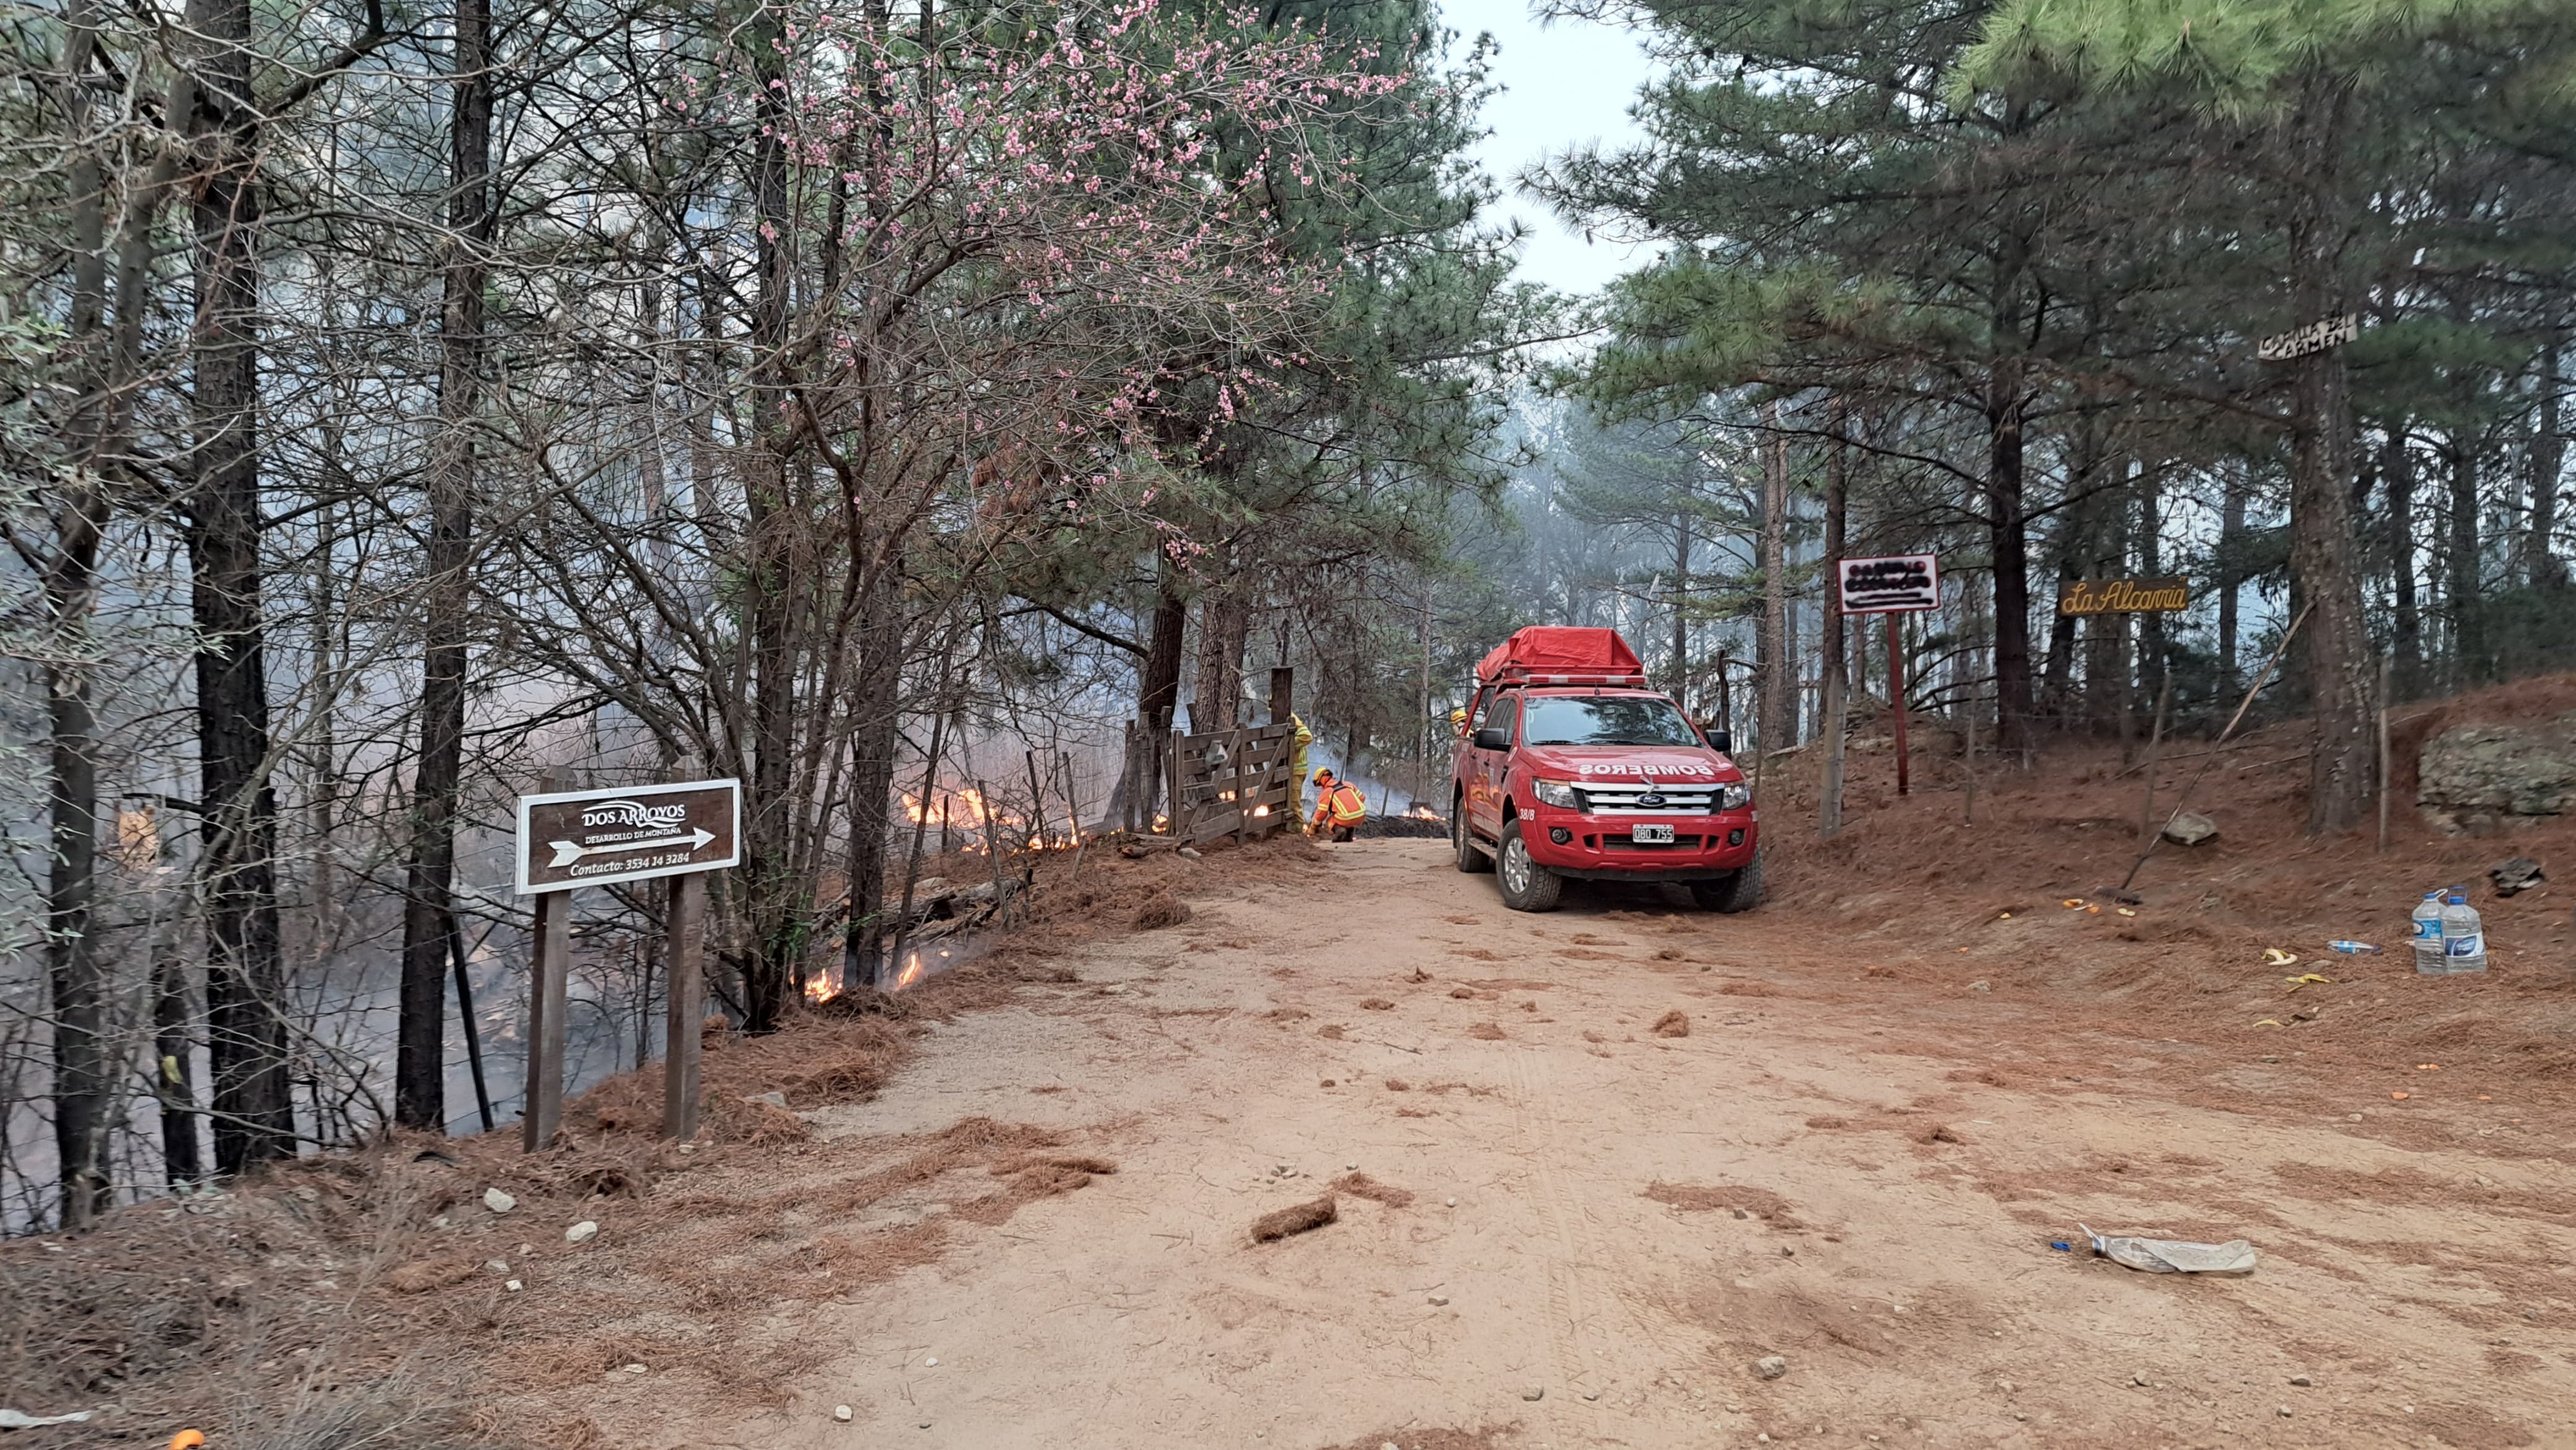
[1305,745,1420,816]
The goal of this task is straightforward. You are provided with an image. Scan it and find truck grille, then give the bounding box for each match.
[1576,784,1720,814]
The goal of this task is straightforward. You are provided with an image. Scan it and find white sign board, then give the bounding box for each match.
[2258,313,2359,362]
[515,778,742,894]
[1838,554,1941,614]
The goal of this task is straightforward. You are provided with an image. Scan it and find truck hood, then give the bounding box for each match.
[1516,744,1741,783]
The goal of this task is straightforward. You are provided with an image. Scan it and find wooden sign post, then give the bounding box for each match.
[515,776,741,1150]
[1837,554,1941,796]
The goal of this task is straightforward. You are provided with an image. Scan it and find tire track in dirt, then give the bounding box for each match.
[1500,1040,1591,1438]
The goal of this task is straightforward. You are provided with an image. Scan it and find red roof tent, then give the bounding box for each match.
[1475,627,1648,685]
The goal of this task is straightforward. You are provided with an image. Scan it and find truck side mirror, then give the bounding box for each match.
[1705,727,1733,753]
[1472,726,1510,752]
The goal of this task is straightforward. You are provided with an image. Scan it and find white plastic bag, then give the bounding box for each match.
[2078,1223,2256,1275]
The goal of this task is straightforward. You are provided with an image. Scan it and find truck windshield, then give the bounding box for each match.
[1520,697,1702,747]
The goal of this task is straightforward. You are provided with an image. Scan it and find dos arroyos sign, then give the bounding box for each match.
[515,778,742,893]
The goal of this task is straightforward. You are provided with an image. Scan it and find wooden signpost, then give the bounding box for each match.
[514,777,740,1150]
[1837,554,1941,796]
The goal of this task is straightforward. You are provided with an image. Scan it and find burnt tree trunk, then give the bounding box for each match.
[739,2,799,1031]
[186,0,294,1170]
[1986,352,2035,753]
[397,0,492,1131]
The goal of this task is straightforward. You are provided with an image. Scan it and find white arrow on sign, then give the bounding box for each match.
[549,827,715,869]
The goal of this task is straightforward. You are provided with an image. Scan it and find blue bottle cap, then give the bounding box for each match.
[2447,894,2466,905]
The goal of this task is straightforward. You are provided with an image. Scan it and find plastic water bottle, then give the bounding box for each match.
[2412,891,2447,975]
[2440,892,2487,975]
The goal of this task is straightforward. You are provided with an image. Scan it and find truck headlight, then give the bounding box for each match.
[1718,781,1752,811]
[1532,779,1580,809]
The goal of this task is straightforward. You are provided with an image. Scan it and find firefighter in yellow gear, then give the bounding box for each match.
[1310,768,1367,842]
[1289,714,1314,829]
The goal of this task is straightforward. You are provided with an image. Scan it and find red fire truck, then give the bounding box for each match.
[1448,627,1759,913]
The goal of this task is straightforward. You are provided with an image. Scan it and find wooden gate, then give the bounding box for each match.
[1166,720,1299,844]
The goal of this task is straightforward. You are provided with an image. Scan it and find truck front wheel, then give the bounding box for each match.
[1689,851,1763,913]
[1496,820,1563,912]
[1453,792,1492,874]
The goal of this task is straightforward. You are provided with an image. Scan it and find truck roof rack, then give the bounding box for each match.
[1498,671,1651,686]
[1474,626,1647,685]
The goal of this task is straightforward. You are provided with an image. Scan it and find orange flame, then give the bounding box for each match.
[894,953,925,990]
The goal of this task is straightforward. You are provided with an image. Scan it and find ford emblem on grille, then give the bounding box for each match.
[1636,792,1666,808]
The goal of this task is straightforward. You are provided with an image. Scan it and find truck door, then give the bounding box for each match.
[1468,689,1520,837]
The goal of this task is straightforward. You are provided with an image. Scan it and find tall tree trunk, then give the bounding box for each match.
[1757,401,1793,755]
[1819,400,1848,836]
[46,0,116,1229]
[2531,334,2567,589]
[739,2,799,1031]
[2285,76,2377,834]
[843,562,903,988]
[2218,457,2249,697]
[153,944,204,1186]
[2137,469,2165,697]
[1189,576,1248,734]
[1987,357,2035,751]
[2445,432,2482,687]
[1670,511,1691,700]
[1134,572,1188,822]
[2079,482,2126,736]
[47,563,109,1227]
[186,0,294,1171]
[2383,432,2422,695]
[396,0,492,1131]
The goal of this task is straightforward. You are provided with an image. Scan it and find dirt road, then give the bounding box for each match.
[634,838,2567,1450]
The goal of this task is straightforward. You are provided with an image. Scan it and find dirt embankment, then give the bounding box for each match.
[0,836,1325,1448]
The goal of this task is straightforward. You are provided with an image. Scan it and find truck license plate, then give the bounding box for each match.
[1630,824,1674,844]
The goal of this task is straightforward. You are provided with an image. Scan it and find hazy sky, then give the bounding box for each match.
[1450,0,1662,297]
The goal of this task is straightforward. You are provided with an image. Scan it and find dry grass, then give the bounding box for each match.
[1318,1430,1518,1450]
[1250,1195,1339,1242]
[1466,1022,1505,1040]
[1643,1181,1803,1225]
[1652,1010,1690,1038]
[1133,893,1193,929]
[1329,1172,1415,1208]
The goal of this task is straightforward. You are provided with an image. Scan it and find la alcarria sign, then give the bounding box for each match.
[2059,577,2190,616]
